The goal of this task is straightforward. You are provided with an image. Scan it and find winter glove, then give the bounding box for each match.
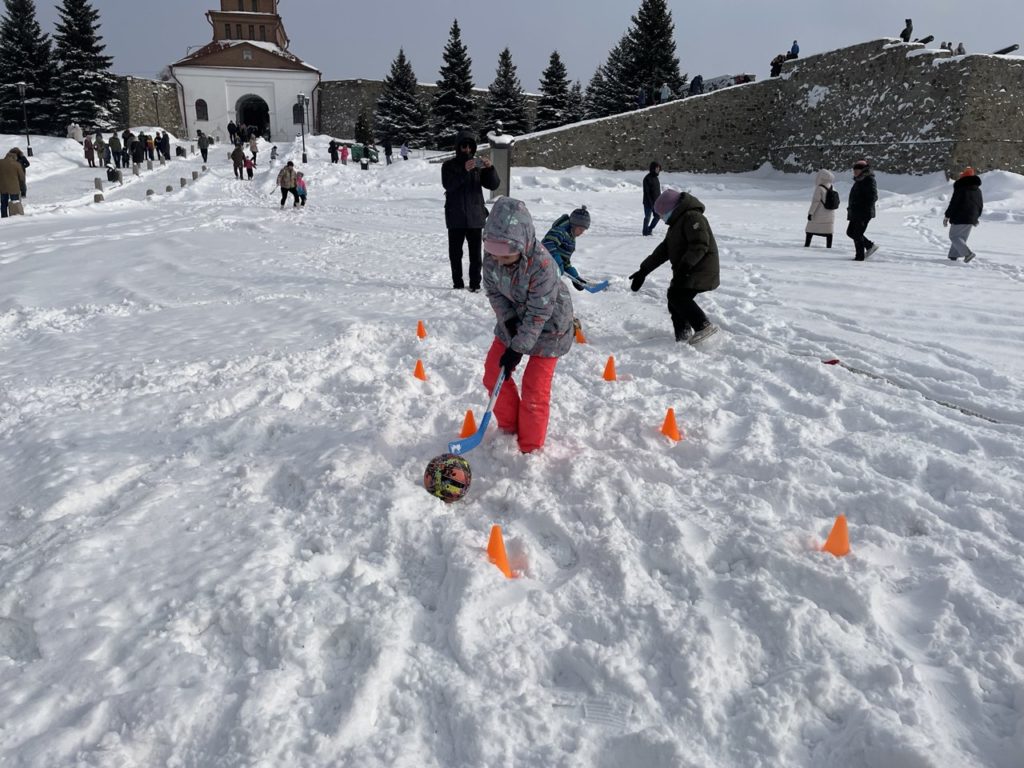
[499,347,523,377]
[807,214,812,221]
[504,317,519,340]
[629,270,646,292]
[943,217,949,227]
[572,277,587,291]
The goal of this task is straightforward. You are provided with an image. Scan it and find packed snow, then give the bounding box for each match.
[1,133,1023,768]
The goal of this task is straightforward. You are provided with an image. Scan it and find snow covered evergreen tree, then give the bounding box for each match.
[0,0,59,135]
[626,0,685,102]
[565,80,585,125]
[534,50,570,131]
[431,19,476,149]
[584,35,638,118]
[354,111,373,145]
[481,47,529,136]
[375,48,429,147]
[53,0,118,131]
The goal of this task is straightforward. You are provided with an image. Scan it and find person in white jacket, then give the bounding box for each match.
[805,169,836,248]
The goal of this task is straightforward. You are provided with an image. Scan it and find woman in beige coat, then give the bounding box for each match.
[805,169,836,248]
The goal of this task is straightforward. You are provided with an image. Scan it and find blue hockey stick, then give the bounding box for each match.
[567,273,610,293]
[448,370,506,455]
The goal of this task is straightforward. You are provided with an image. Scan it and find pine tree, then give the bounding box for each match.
[431,19,475,149]
[535,50,570,131]
[53,0,118,131]
[0,0,59,135]
[375,48,429,147]
[625,0,685,103]
[585,35,638,118]
[566,80,585,125]
[481,47,529,136]
[354,110,373,145]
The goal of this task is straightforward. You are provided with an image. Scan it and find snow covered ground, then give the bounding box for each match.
[1,133,1023,768]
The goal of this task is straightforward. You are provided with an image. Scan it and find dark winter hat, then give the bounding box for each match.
[653,188,681,218]
[569,206,591,230]
[287,160,294,166]
[852,159,869,169]
[454,130,477,153]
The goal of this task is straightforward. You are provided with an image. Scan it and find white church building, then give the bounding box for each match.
[169,0,320,142]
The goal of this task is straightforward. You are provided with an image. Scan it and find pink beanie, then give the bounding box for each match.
[653,188,682,218]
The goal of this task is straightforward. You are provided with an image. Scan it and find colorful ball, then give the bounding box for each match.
[423,453,472,503]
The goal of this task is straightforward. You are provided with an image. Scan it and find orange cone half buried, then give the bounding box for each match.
[487,525,513,578]
[822,514,850,557]
[413,359,427,381]
[416,320,427,339]
[459,409,477,438]
[575,325,587,344]
[603,356,617,381]
[661,408,682,441]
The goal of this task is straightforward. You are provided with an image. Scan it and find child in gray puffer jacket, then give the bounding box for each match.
[480,196,575,453]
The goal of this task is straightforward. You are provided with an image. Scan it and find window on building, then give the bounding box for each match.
[236,24,242,38]
[195,99,209,121]
[293,104,304,124]
[242,49,253,61]
[249,25,255,39]
[259,25,267,41]
[237,1,244,10]
[225,23,231,39]
[252,0,259,11]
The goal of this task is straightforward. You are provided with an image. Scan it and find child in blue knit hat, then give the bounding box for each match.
[542,206,591,289]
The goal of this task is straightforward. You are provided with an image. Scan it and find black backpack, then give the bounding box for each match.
[821,185,841,210]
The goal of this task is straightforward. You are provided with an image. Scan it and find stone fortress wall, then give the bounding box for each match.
[510,39,1024,176]
[118,39,1024,175]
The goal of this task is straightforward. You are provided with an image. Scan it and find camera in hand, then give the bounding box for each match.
[474,157,484,169]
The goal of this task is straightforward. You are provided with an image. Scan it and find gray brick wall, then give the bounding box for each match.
[116,76,185,137]
[511,39,1024,176]
[317,79,538,144]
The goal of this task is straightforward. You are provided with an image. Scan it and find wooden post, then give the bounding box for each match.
[93,193,104,203]
[180,177,187,188]
[94,178,103,191]
[192,171,199,180]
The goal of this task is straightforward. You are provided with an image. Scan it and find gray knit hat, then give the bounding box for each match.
[569,205,591,230]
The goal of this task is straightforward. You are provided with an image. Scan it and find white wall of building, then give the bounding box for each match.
[171,65,319,142]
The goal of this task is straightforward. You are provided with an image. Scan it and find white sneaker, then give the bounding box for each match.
[964,251,976,263]
[689,323,719,345]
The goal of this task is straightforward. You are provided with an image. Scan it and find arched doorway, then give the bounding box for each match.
[235,94,270,137]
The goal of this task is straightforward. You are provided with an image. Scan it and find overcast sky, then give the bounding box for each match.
[33,0,1024,91]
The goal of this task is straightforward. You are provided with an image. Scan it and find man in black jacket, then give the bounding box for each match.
[944,167,983,262]
[900,19,913,43]
[642,161,662,236]
[847,159,878,261]
[441,130,500,291]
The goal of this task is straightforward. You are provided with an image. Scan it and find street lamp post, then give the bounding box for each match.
[297,92,307,163]
[152,90,161,128]
[16,81,33,157]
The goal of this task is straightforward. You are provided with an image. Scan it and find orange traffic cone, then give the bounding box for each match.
[575,326,587,344]
[459,409,477,438]
[822,514,850,557]
[602,356,617,381]
[487,525,513,578]
[416,320,427,340]
[413,359,427,381]
[660,408,683,441]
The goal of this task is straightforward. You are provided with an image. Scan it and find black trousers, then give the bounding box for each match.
[804,232,833,248]
[667,283,709,336]
[846,219,874,260]
[281,187,299,206]
[200,149,208,162]
[447,228,483,289]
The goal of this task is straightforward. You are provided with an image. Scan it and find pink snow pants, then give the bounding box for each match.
[482,337,558,453]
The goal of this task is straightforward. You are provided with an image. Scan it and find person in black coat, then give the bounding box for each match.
[642,161,662,236]
[943,167,983,262]
[441,130,500,291]
[328,139,339,164]
[847,159,878,261]
[228,121,238,144]
[900,19,913,43]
